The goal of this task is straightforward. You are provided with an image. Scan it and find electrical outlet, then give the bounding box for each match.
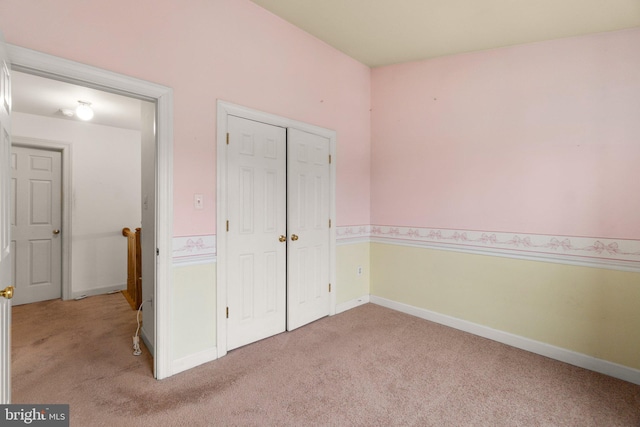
[357,266,363,276]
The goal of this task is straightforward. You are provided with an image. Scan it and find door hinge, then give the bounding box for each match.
[329,283,332,293]
[226,307,229,318]
[226,220,229,232]
[156,248,159,256]
[226,132,230,145]
[329,219,332,228]
[329,154,332,164]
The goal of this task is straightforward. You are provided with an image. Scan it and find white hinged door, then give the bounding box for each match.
[0,30,13,404]
[286,128,331,330]
[11,146,62,305]
[226,116,287,350]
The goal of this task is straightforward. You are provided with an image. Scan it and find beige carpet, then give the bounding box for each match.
[11,293,640,426]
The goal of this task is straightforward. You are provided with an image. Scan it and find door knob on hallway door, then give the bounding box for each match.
[0,286,14,300]
[279,235,286,242]
[53,229,60,235]
[291,234,299,241]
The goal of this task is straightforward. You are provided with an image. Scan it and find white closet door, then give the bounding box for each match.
[286,128,330,330]
[226,115,287,350]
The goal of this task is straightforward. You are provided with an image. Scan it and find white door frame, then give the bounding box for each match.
[8,45,174,380]
[216,100,337,359]
[11,138,71,301]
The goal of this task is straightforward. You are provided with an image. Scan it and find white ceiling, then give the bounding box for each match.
[250,0,640,67]
[12,71,143,131]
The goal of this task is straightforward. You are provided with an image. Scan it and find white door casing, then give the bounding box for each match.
[140,100,156,353]
[0,31,13,404]
[287,128,331,330]
[217,101,337,357]
[225,115,287,350]
[11,146,62,306]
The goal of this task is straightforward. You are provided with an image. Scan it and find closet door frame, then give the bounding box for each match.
[216,100,336,359]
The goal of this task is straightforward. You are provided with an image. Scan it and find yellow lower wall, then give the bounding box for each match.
[171,243,640,372]
[336,242,371,305]
[371,243,640,370]
[172,262,217,361]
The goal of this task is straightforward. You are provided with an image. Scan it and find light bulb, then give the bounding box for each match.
[76,101,94,121]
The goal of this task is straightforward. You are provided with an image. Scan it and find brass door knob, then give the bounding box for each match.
[279,235,286,242]
[0,286,14,300]
[291,234,299,241]
[53,229,60,235]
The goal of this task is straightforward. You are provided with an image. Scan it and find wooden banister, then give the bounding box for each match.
[122,227,142,310]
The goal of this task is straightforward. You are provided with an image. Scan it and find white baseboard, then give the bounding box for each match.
[140,326,154,356]
[336,295,370,314]
[70,284,126,300]
[370,295,640,386]
[171,348,218,376]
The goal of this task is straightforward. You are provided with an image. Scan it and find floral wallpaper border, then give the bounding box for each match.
[171,227,640,271]
[338,225,640,271]
[172,235,216,265]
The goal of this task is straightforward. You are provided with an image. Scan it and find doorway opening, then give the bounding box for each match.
[8,44,173,379]
[11,69,154,371]
[11,70,151,304]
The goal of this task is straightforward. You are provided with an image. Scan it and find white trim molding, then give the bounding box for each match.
[171,348,218,376]
[140,325,155,358]
[71,284,125,300]
[337,224,640,272]
[336,295,370,314]
[370,295,640,386]
[173,235,216,266]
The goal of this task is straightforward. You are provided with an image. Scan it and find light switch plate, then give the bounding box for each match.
[194,194,204,209]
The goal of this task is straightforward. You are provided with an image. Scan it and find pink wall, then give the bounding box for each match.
[4,1,638,240]
[0,0,371,236]
[371,28,640,239]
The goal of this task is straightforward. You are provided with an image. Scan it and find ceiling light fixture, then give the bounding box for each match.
[75,100,94,121]
[60,108,74,117]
